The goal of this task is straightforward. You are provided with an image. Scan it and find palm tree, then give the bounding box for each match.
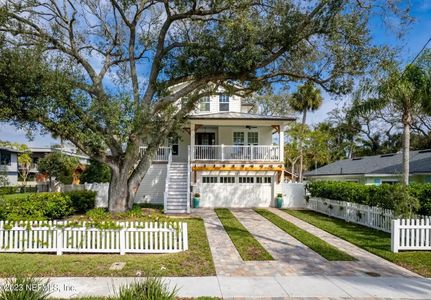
[289,82,323,182]
[353,63,431,185]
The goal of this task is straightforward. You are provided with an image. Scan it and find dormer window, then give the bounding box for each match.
[219,94,229,111]
[199,96,210,112]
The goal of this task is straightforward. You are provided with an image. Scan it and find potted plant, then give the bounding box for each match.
[193,193,200,208]
[276,193,283,208]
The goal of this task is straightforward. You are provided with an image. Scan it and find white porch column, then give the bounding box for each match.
[190,124,195,160]
[279,129,284,162]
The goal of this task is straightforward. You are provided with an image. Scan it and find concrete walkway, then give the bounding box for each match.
[4,276,430,299]
[199,207,417,277]
[267,208,418,277]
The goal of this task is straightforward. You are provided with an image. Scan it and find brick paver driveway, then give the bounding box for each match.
[195,208,419,278]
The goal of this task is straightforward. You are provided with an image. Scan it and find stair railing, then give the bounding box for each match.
[163,147,172,213]
[187,145,191,213]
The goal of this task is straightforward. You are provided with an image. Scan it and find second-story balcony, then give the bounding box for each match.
[139,146,171,162]
[191,145,280,162]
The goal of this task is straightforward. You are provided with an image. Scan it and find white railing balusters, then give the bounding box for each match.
[0,221,188,255]
[191,145,280,161]
[163,147,172,212]
[139,146,171,161]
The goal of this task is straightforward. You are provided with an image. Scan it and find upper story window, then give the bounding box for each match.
[233,132,245,145]
[199,96,210,112]
[247,132,259,145]
[0,150,11,165]
[219,94,230,111]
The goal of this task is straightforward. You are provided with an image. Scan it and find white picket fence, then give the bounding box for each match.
[307,197,395,232]
[391,219,431,253]
[0,220,188,255]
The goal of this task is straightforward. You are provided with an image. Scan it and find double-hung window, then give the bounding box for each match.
[219,94,229,111]
[199,96,210,112]
[233,132,245,145]
[247,132,258,145]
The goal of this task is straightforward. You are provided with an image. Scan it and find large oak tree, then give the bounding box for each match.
[0,0,408,211]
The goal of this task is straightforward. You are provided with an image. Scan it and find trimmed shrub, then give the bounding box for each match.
[0,186,37,195]
[0,192,74,220]
[308,181,431,215]
[65,190,96,213]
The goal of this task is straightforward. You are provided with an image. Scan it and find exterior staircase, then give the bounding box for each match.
[165,162,189,214]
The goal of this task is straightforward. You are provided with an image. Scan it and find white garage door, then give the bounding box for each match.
[199,176,273,207]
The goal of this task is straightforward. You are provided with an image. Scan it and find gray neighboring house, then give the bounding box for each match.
[0,146,20,186]
[305,149,431,185]
[0,146,90,187]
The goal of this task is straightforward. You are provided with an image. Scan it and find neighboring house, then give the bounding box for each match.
[0,146,20,186]
[305,149,431,185]
[0,146,90,187]
[135,91,294,213]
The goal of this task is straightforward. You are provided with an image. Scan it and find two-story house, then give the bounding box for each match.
[135,90,294,213]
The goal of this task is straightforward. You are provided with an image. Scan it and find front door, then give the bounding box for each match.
[195,133,215,145]
[195,133,216,160]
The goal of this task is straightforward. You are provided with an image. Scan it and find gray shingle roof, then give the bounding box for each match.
[188,112,295,121]
[305,149,431,176]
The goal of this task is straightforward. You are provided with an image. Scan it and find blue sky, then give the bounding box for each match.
[1,1,431,147]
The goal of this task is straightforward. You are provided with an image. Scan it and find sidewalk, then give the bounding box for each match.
[3,276,430,299]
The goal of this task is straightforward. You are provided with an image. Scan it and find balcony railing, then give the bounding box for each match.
[192,145,280,161]
[139,146,171,161]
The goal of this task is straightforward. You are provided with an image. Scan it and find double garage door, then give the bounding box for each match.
[199,176,273,207]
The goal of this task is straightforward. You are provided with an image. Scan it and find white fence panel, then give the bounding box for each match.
[307,197,428,233]
[391,219,431,253]
[0,221,188,255]
[282,183,306,208]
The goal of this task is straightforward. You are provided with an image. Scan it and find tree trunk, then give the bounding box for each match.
[402,110,411,186]
[298,110,307,182]
[108,167,130,213]
[291,162,296,182]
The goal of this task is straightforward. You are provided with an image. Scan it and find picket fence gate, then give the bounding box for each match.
[391,219,431,253]
[0,220,188,255]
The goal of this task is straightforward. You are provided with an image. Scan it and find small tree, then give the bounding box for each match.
[289,82,323,182]
[37,152,79,190]
[80,159,112,183]
[285,123,311,182]
[17,148,32,189]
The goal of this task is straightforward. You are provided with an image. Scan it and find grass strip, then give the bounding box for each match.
[0,217,215,277]
[284,209,431,277]
[255,209,355,261]
[214,208,273,261]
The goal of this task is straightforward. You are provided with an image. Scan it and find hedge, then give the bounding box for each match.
[0,190,96,221]
[0,186,37,195]
[307,181,431,216]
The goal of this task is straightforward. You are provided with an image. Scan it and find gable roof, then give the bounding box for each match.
[188,111,295,121]
[306,149,431,177]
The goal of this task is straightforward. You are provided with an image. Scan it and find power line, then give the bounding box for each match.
[407,36,431,66]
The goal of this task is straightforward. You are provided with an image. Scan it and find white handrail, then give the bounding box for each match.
[191,145,280,161]
[163,147,172,212]
[140,146,171,161]
[187,145,191,213]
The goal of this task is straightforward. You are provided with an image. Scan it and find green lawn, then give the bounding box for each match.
[0,217,215,277]
[284,209,431,277]
[255,209,355,261]
[214,208,273,261]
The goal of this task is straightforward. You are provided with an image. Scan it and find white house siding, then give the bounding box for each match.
[172,130,190,163]
[134,164,167,204]
[191,94,242,115]
[1,152,18,185]
[217,126,273,145]
[194,171,277,207]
